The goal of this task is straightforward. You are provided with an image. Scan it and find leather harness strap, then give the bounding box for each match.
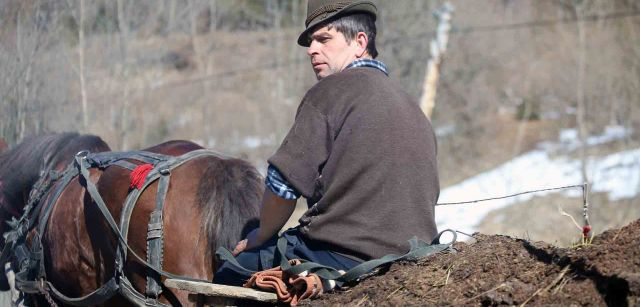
[216,230,456,288]
[145,172,170,302]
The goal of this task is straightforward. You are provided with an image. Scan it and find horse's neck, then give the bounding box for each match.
[0,173,40,220]
[0,196,25,221]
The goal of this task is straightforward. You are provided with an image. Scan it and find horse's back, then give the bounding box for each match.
[36,140,199,303]
[40,139,262,306]
[94,140,262,305]
[143,140,203,156]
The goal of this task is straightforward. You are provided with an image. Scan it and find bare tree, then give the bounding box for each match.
[78,0,88,131]
[168,0,178,33]
[5,1,45,142]
[419,2,454,120]
[116,0,131,149]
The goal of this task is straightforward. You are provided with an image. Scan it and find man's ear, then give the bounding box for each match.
[355,32,369,58]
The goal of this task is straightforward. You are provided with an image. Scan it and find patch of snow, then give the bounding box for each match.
[542,125,632,153]
[559,129,579,143]
[242,136,276,149]
[589,149,640,200]
[435,124,457,138]
[243,137,263,149]
[587,125,631,146]
[436,147,640,235]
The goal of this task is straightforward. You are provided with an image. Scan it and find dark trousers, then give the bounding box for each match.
[213,228,361,286]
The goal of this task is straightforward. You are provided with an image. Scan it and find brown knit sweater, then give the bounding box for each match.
[269,67,439,261]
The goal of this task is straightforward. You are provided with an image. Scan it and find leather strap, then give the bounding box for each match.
[145,173,170,300]
[15,273,120,307]
[77,150,233,283]
[216,230,456,286]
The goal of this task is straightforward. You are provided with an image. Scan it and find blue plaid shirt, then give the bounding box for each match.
[266,59,389,200]
[345,58,389,75]
[265,165,301,200]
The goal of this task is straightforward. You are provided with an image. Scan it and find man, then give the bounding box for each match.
[214,0,439,286]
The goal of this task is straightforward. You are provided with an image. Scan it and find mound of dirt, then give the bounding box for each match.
[306,219,640,306]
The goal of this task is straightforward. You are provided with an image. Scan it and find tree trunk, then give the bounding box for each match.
[419,3,454,120]
[79,0,89,131]
[117,0,131,150]
[209,0,218,31]
[168,0,177,33]
[16,8,24,141]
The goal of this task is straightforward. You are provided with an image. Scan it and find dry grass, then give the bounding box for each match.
[477,193,640,247]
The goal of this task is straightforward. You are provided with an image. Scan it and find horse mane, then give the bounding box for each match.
[0,132,110,219]
[196,157,262,260]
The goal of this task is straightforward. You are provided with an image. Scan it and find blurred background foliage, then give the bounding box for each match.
[1,0,639,245]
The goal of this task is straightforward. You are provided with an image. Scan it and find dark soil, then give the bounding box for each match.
[305,219,640,306]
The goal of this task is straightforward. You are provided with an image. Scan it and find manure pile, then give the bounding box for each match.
[306,219,640,306]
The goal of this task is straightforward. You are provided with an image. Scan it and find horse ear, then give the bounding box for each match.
[0,138,7,152]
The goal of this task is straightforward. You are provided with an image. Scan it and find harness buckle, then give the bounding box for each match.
[145,296,159,306]
[75,150,89,160]
[37,278,46,292]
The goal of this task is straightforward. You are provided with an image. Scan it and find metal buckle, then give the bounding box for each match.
[145,296,158,306]
[75,150,89,159]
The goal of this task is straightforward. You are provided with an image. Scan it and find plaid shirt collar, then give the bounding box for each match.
[346,59,389,76]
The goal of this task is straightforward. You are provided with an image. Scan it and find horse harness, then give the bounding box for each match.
[1,149,457,306]
[1,149,227,306]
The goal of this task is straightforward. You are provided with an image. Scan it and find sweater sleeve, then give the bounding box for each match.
[268,101,332,199]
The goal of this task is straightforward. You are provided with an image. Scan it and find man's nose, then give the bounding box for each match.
[307,41,320,56]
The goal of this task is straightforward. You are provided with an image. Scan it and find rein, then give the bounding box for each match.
[2,149,228,306]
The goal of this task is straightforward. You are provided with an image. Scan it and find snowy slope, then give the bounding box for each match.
[436,126,639,234]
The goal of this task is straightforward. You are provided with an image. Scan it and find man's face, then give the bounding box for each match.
[307,26,360,80]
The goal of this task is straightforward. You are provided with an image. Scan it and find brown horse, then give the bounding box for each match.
[1,134,262,306]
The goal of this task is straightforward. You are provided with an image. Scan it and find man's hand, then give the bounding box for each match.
[231,189,297,256]
[232,228,260,256]
[232,239,247,256]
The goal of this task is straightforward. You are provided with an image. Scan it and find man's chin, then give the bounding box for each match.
[315,70,332,80]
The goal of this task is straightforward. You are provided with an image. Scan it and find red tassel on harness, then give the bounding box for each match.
[130,164,153,190]
[582,225,592,238]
